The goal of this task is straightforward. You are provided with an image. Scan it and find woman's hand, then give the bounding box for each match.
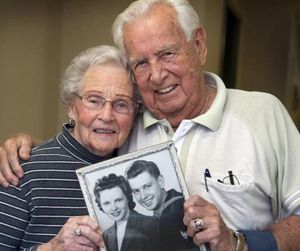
[0,133,34,187]
[183,195,242,251]
[38,216,104,251]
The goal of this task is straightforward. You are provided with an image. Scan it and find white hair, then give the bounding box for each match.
[112,0,200,53]
[61,45,134,105]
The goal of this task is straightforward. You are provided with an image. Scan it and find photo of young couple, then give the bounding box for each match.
[77,143,204,251]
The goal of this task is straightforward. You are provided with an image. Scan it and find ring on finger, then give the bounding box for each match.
[74,227,82,236]
[193,218,204,232]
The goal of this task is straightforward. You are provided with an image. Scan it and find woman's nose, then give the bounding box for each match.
[98,102,115,122]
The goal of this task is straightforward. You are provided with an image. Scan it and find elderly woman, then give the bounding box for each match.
[94,174,159,251]
[0,45,140,251]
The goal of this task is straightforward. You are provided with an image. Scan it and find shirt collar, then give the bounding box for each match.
[191,72,226,131]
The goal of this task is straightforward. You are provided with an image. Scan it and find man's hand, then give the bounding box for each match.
[183,195,246,251]
[0,133,35,187]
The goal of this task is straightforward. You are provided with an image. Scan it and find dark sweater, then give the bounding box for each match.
[0,124,114,251]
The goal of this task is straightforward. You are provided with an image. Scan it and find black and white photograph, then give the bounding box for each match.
[76,141,206,251]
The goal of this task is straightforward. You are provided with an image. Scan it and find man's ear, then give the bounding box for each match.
[192,26,207,65]
[158,175,165,189]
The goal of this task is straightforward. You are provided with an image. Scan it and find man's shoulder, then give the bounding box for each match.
[226,89,282,111]
[224,89,288,128]
[167,188,184,198]
[164,189,184,209]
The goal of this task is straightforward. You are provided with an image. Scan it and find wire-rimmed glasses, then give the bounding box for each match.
[75,93,138,114]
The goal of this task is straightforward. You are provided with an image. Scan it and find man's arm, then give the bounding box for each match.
[271,215,300,251]
[0,133,35,187]
[184,195,300,251]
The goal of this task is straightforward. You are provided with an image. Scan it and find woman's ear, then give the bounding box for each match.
[192,26,207,65]
[67,104,76,121]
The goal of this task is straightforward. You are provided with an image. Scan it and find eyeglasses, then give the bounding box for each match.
[75,93,138,114]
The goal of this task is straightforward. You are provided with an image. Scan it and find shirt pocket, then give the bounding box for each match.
[203,177,273,230]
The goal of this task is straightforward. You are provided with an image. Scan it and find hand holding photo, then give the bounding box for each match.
[76,141,206,251]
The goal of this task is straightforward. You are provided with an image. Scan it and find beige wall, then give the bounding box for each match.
[0,0,299,143]
[0,0,207,143]
[230,0,300,128]
[0,0,62,142]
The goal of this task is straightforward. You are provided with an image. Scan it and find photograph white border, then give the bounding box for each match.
[76,140,206,251]
[76,141,188,222]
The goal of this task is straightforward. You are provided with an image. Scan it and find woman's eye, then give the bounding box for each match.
[102,201,110,206]
[116,100,128,107]
[87,97,101,104]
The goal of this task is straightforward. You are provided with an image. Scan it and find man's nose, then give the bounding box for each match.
[149,60,168,84]
[140,189,148,200]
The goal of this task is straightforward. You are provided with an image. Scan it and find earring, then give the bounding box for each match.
[69,118,75,127]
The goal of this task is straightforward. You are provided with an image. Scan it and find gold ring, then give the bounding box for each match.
[193,218,204,232]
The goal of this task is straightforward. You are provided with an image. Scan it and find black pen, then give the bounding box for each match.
[228,170,235,185]
[205,168,211,178]
[204,168,211,192]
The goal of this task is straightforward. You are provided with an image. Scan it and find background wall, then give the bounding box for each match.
[0,0,299,143]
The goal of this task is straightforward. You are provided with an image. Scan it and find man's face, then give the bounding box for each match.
[123,4,207,123]
[128,171,164,211]
[99,186,130,222]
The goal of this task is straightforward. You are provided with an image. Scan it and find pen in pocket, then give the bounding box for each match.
[204,168,211,192]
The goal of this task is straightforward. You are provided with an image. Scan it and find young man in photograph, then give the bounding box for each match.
[125,160,199,251]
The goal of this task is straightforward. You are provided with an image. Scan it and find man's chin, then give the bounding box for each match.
[143,204,156,210]
[149,104,185,119]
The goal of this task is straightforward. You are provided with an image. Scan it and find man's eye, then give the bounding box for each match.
[161,51,175,60]
[145,184,152,189]
[134,60,148,70]
[133,190,140,194]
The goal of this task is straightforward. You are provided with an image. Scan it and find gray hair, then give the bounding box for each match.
[112,0,200,53]
[61,45,138,105]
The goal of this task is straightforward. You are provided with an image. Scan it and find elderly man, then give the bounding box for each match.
[0,1,300,251]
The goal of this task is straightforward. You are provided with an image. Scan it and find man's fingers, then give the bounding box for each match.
[184,195,208,210]
[0,146,19,186]
[2,133,34,182]
[1,163,20,186]
[0,172,9,187]
[17,134,35,160]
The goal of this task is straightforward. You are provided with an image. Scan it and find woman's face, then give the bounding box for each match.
[68,63,135,156]
[99,186,130,222]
